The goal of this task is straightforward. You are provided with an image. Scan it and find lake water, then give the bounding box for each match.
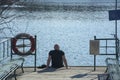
[3,3,120,66]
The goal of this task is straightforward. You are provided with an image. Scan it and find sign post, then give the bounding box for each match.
[109,0,119,60]
[90,40,100,71]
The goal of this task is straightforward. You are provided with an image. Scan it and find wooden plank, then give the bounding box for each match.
[14,67,106,80]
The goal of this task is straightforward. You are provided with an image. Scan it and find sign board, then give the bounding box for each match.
[90,40,99,55]
[109,10,120,20]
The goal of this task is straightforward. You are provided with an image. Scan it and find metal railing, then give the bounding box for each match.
[0,38,11,61]
[93,36,119,71]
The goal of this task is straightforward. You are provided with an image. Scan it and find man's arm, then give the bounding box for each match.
[62,55,68,69]
[46,55,51,68]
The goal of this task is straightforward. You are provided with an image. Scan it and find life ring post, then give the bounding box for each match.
[11,33,36,56]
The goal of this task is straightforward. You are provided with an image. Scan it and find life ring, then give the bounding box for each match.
[12,33,35,56]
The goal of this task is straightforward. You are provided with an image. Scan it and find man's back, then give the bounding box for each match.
[49,50,64,68]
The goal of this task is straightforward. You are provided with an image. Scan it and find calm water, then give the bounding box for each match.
[2,3,120,66]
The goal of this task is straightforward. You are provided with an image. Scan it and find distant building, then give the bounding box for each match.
[0,0,19,5]
[18,0,118,6]
[19,0,116,3]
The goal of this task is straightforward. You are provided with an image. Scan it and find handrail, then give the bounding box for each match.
[93,36,119,71]
[0,38,11,60]
[0,39,9,44]
[95,38,116,40]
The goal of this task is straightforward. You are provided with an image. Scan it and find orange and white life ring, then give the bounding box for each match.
[12,33,35,56]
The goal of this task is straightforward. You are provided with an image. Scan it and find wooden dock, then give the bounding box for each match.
[11,67,106,80]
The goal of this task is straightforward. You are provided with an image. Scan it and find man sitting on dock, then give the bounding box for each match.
[46,44,68,69]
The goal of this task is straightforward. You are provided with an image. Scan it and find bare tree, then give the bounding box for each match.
[0,0,19,37]
[0,0,37,37]
[0,0,18,22]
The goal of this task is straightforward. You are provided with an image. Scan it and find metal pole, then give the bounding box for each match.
[115,0,118,60]
[115,0,117,10]
[11,38,13,60]
[7,40,9,57]
[94,36,96,71]
[3,42,5,58]
[106,40,107,54]
[94,55,96,71]
[34,35,37,72]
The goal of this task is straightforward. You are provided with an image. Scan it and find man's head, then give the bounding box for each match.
[54,44,60,50]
